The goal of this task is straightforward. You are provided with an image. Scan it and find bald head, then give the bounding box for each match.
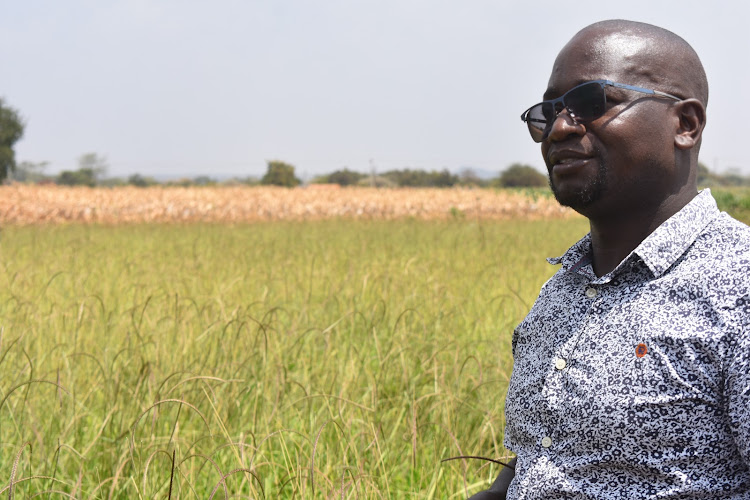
[555,20,708,107]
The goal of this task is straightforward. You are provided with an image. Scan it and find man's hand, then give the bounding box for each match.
[467,457,516,500]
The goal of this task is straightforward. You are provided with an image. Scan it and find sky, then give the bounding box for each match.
[2,0,748,180]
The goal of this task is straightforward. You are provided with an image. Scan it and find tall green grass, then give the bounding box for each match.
[711,187,750,224]
[0,218,588,498]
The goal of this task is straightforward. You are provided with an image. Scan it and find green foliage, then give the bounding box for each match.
[458,168,488,187]
[56,167,98,186]
[56,153,110,186]
[128,173,159,187]
[192,175,217,186]
[77,152,108,180]
[261,160,301,187]
[10,160,49,183]
[0,218,589,497]
[697,162,713,186]
[0,98,25,182]
[316,168,367,186]
[698,162,750,188]
[496,163,548,188]
[712,187,750,224]
[381,168,458,187]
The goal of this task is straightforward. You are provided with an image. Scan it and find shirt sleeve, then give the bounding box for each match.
[726,295,750,465]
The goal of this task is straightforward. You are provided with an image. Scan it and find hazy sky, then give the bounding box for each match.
[2,0,748,179]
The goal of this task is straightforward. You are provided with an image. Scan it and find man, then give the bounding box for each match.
[470,20,750,499]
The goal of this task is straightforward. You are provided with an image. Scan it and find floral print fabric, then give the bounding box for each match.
[504,190,750,499]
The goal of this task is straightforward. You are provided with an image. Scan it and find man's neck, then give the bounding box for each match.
[586,191,698,277]
[589,220,653,277]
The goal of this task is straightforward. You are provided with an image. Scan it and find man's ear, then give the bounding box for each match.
[674,98,706,150]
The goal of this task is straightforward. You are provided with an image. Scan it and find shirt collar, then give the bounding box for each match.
[633,189,719,277]
[548,189,720,278]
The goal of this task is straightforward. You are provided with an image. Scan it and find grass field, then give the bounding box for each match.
[0,216,590,498]
[0,185,747,498]
[712,187,750,224]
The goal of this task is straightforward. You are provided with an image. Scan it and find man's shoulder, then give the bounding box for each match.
[697,212,750,264]
[687,212,750,304]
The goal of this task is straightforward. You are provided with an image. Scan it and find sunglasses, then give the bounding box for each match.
[520,80,683,142]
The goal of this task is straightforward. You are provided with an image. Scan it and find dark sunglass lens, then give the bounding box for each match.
[565,82,606,121]
[525,103,548,142]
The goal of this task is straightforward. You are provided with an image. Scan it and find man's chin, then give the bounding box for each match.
[551,184,601,212]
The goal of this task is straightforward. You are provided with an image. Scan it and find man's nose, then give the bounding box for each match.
[546,109,586,142]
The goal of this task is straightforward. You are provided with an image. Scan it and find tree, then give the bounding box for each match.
[77,153,108,183]
[0,99,25,182]
[697,162,711,185]
[433,169,459,187]
[261,160,300,187]
[458,168,484,187]
[697,162,750,188]
[12,161,49,183]
[319,168,366,186]
[55,153,110,187]
[496,163,548,188]
[127,173,158,187]
[380,168,458,187]
[57,168,97,187]
[192,175,216,186]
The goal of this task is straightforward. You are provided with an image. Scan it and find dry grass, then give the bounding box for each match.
[0,185,575,224]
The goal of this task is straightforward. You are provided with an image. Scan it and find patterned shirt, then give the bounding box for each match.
[504,190,750,499]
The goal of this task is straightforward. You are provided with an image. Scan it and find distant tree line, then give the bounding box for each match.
[9,158,750,189]
[697,163,750,188]
[0,101,552,189]
[9,157,554,188]
[2,98,749,189]
[312,164,551,188]
[0,98,24,181]
[2,96,747,190]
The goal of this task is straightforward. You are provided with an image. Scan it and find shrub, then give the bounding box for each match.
[322,168,367,186]
[128,174,159,187]
[56,168,97,187]
[496,164,548,188]
[261,160,300,187]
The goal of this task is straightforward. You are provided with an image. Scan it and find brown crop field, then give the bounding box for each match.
[0,184,576,224]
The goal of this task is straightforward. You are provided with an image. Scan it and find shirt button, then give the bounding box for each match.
[541,436,553,448]
[555,358,567,370]
[585,287,597,299]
